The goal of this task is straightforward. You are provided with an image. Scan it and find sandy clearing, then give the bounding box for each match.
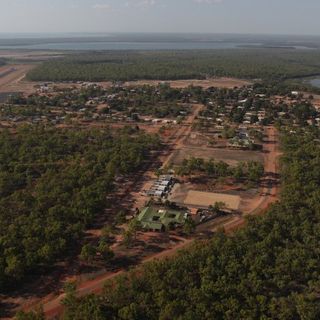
[0,50,65,60]
[183,190,240,210]
[76,78,251,90]
[124,78,252,89]
[0,64,35,93]
[0,65,13,73]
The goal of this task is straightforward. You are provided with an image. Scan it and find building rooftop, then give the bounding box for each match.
[138,206,186,231]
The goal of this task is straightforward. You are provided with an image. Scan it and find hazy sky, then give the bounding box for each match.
[0,0,319,35]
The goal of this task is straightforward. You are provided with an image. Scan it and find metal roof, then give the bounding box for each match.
[138,206,186,230]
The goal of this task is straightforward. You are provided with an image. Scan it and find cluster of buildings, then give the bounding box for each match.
[228,128,255,149]
[147,175,175,198]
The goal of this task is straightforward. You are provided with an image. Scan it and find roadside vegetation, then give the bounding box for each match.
[27,49,320,82]
[0,125,160,290]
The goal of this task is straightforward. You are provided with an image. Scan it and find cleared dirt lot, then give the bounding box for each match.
[170,146,264,166]
[0,50,64,61]
[169,183,242,210]
[0,64,36,93]
[184,190,240,209]
[124,78,252,89]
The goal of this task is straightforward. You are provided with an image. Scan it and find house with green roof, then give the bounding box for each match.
[137,206,187,232]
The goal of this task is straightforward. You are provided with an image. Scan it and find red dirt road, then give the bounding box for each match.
[224,126,280,232]
[39,237,193,319]
[162,104,203,169]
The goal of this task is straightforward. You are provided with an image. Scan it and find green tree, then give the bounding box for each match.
[247,161,264,183]
[80,244,97,263]
[15,308,45,320]
[122,230,133,248]
[101,224,114,242]
[183,217,196,235]
[97,240,115,263]
[128,218,141,241]
[155,168,163,178]
[209,201,226,214]
[115,210,127,225]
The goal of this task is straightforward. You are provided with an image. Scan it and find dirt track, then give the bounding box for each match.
[42,236,193,319]
[0,64,35,93]
[240,126,280,215]
[162,104,203,168]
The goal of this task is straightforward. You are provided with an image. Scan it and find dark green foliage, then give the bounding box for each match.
[182,217,196,235]
[0,125,159,289]
[60,129,320,319]
[107,84,191,119]
[5,83,191,120]
[27,50,320,82]
[176,157,264,183]
[15,308,45,320]
[80,244,97,263]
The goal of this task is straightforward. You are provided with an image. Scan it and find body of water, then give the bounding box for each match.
[0,33,318,51]
[0,41,260,51]
[0,41,314,52]
[309,78,320,88]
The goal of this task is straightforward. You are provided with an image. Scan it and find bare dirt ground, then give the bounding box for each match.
[123,78,252,89]
[0,50,64,61]
[169,183,243,210]
[161,104,204,168]
[74,77,252,91]
[239,126,280,215]
[0,64,36,93]
[184,190,240,210]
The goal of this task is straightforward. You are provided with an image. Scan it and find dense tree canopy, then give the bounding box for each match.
[0,125,160,289]
[176,157,264,184]
[27,50,320,82]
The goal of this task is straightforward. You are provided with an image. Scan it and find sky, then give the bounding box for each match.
[0,0,319,35]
